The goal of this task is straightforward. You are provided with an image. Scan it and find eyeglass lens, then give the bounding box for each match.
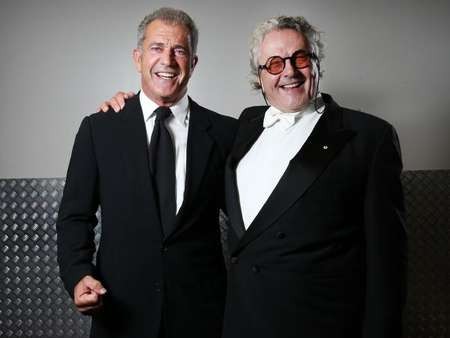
[265,50,310,75]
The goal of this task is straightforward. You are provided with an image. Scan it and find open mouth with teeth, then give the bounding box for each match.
[280,79,305,89]
[155,72,178,80]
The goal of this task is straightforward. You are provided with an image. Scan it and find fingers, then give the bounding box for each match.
[97,97,122,113]
[83,275,107,294]
[96,91,136,113]
[74,275,107,313]
[114,91,136,110]
[96,102,112,113]
[125,91,135,99]
[77,296,104,314]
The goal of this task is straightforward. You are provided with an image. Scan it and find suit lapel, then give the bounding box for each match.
[226,109,265,240]
[228,113,265,169]
[224,163,246,240]
[165,98,214,239]
[231,95,356,254]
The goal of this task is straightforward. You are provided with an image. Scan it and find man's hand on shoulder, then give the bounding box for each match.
[97,91,136,113]
[74,275,107,314]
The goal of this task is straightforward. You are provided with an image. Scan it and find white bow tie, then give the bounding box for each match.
[263,109,304,129]
[262,94,326,129]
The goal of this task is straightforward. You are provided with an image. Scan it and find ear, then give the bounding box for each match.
[309,60,320,99]
[258,75,265,93]
[132,48,143,73]
[191,55,198,72]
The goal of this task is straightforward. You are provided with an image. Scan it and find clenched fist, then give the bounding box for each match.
[74,275,107,314]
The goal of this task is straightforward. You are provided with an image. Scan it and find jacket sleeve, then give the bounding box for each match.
[57,116,99,299]
[363,124,407,338]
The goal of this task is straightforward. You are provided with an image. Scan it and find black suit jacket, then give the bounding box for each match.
[223,94,406,338]
[57,96,237,338]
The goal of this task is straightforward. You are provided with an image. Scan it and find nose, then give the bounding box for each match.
[282,58,297,77]
[160,48,175,65]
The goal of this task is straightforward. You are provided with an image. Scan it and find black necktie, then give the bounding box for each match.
[149,106,176,236]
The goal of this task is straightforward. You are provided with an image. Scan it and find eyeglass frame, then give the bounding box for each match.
[258,49,318,75]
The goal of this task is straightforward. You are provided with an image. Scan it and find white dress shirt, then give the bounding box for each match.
[236,96,325,229]
[139,91,189,213]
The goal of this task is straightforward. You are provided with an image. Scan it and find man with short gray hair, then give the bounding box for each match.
[57,7,236,338]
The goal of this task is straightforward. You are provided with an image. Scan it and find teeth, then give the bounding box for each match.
[157,72,176,79]
[281,82,301,88]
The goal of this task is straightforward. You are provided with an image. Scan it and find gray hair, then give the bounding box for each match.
[137,7,199,55]
[249,16,324,90]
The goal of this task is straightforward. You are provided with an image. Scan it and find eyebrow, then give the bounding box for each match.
[147,42,189,52]
[173,44,188,51]
[149,42,165,47]
[267,49,309,58]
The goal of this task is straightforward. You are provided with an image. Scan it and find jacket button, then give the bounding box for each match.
[154,282,161,292]
[161,246,168,253]
[276,232,286,239]
[251,265,260,273]
[230,256,238,264]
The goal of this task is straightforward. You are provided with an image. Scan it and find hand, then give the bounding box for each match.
[96,91,135,113]
[73,275,107,314]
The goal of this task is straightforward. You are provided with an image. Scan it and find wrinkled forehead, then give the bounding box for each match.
[144,19,192,44]
[259,29,308,60]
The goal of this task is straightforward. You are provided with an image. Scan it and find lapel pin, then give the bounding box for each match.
[323,145,328,150]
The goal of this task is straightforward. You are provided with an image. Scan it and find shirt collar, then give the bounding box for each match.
[139,91,189,126]
[263,93,325,129]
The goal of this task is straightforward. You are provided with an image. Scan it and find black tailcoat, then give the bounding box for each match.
[223,94,406,338]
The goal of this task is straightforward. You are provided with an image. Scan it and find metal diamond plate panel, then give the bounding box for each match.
[0,178,101,337]
[1,172,449,337]
[401,170,450,338]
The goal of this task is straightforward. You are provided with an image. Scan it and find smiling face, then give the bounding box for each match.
[133,19,198,106]
[258,29,315,112]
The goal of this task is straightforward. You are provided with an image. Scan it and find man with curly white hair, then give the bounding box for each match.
[222,15,406,338]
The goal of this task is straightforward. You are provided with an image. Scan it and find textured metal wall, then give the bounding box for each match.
[1,172,449,337]
[0,179,97,337]
[401,171,450,338]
